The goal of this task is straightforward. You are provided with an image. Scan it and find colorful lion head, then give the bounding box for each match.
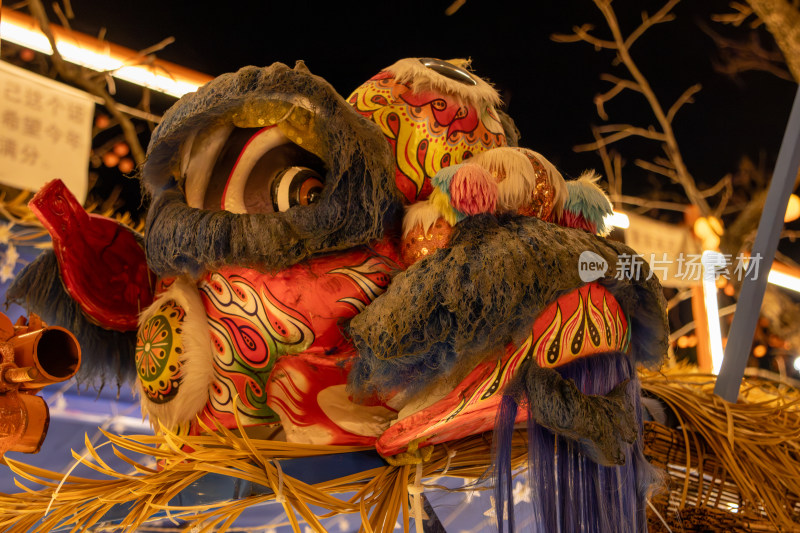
[348,58,509,203]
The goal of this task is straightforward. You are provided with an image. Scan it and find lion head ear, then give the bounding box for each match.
[293,60,310,74]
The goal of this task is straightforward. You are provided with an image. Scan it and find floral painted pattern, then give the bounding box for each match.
[136,300,185,403]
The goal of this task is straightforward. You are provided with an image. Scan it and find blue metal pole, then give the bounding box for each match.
[715,84,800,402]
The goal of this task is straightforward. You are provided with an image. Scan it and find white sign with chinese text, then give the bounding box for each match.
[0,60,93,203]
[624,213,702,287]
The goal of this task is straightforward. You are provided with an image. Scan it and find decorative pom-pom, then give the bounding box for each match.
[450,164,498,215]
[561,171,613,235]
[431,164,463,195]
[557,209,598,234]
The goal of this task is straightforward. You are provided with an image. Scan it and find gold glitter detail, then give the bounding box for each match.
[401,218,454,266]
[227,101,325,159]
[518,155,555,220]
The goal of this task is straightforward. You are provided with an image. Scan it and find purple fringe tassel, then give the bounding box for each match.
[493,351,656,533]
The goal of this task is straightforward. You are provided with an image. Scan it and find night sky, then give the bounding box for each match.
[60,0,797,196]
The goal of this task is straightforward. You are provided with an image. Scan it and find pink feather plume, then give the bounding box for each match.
[449,164,498,215]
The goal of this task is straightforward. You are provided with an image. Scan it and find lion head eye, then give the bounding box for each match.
[271,166,324,212]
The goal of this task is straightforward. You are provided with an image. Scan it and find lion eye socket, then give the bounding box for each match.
[181,125,326,214]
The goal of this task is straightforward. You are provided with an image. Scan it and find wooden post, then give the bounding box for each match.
[691,284,712,373]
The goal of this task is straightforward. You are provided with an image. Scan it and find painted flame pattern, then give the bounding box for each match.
[348,73,505,202]
[403,283,628,441]
[533,285,628,367]
[432,335,534,431]
[267,360,313,429]
[330,257,394,313]
[199,273,314,427]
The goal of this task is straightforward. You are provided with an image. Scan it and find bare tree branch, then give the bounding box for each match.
[552,24,617,49]
[781,230,800,241]
[635,158,680,182]
[653,156,676,169]
[716,188,734,217]
[137,37,175,59]
[747,0,800,81]
[599,73,644,89]
[559,0,800,352]
[698,174,733,198]
[61,0,74,18]
[595,75,642,120]
[51,2,71,29]
[624,0,681,49]
[669,304,738,343]
[591,126,625,207]
[594,0,712,215]
[666,288,693,311]
[612,151,623,201]
[666,83,702,123]
[555,0,713,214]
[594,123,660,134]
[574,126,666,152]
[445,0,466,15]
[775,250,800,269]
[28,0,147,165]
[719,55,794,80]
[708,175,734,217]
[609,194,690,213]
[713,1,761,27]
[702,22,793,81]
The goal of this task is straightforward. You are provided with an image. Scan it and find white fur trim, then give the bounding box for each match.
[577,169,602,184]
[137,277,215,429]
[384,58,501,110]
[402,201,443,237]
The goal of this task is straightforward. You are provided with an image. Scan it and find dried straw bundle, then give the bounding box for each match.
[7,367,800,532]
[0,417,528,533]
[640,368,800,532]
[0,188,42,225]
[0,187,144,233]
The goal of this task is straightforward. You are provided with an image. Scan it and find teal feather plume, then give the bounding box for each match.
[564,172,613,235]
